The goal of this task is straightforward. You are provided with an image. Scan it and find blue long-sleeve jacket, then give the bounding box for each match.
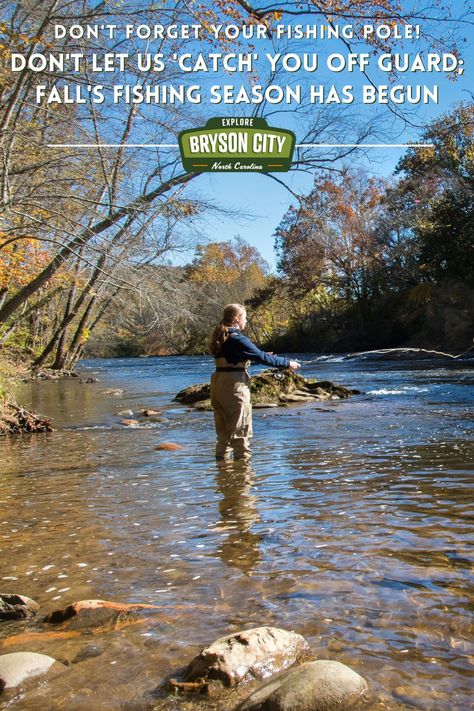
[220,328,290,368]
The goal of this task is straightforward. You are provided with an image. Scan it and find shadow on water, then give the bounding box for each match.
[0,356,472,710]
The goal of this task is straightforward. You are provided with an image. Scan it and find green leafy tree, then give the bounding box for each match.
[390,103,474,284]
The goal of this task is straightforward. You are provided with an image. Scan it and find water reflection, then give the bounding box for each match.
[214,460,262,575]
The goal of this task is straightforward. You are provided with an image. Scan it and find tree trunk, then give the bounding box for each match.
[33,253,107,368]
[51,268,80,370]
[65,288,120,371]
[65,298,98,371]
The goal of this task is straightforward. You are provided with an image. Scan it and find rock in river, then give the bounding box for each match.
[155,442,184,451]
[0,594,40,620]
[42,599,161,631]
[175,369,360,410]
[142,408,161,417]
[237,659,368,711]
[0,652,65,692]
[184,627,309,688]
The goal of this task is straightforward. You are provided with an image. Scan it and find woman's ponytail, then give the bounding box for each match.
[208,322,229,357]
[208,303,246,357]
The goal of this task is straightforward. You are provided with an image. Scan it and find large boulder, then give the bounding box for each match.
[0,652,65,692]
[0,594,40,621]
[237,660,368,711]
[184,627,309,689]
[175,369,360,410]
[175,381,210,405]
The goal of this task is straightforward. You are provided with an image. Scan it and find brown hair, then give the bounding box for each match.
[208,303,246,357]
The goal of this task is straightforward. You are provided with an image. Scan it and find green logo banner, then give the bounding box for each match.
[178,117,295,173]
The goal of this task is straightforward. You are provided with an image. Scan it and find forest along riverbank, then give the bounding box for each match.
[0,356,473,710]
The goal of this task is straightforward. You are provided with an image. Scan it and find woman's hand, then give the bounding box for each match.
[288,360,301,369]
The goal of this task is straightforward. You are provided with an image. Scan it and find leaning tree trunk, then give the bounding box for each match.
[64,286,120,371]
[62,296,97,371]
[33,252,107,369]
[51,268,80,370]
[0,172,197,324]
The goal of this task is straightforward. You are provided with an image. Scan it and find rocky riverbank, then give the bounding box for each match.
[0,593,369,710]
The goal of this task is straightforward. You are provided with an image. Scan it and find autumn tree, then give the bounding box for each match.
[276,170,385,302]
[187,238,268,291]
[364,102,474,348]
[0,0,205,367]
[0,1,469,365]
[180,237,269,350]
[387,102,474,284]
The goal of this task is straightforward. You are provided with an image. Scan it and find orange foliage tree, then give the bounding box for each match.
[275,169,385,305]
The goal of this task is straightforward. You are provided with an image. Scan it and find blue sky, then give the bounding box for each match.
[176,3,473,270]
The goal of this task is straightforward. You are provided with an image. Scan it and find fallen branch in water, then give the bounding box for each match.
[167,678,208,694]
[0,401,53,435]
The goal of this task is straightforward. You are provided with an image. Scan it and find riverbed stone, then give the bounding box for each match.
[155,442,184,451]
[71,644,104,664]
[142,408,161,417]
[237,660,368,711]
[0,594,40,620]
[120,419,140,426]
[42,599,161,631]
[184,627,310,688]
[47,606,135,632]
[0,652,65,692]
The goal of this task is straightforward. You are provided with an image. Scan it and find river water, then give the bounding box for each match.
[1,356,473,710]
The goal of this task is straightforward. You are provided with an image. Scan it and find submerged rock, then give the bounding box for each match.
[44,607,135,632]
[175,369,360,410]
[142,408,161,417]
[155,442,184,451]
[0,594,40,620]
[184,627,309,689]
[237,659,368,711]
[42,599,161,632]
[0,652,65,692]
[71,644,104,664]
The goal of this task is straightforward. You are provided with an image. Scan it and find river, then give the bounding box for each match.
[1,356,473,710]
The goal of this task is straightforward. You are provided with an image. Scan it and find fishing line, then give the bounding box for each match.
[298,341,474,365]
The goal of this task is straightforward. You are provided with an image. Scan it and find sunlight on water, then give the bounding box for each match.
[0,357,472,710]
